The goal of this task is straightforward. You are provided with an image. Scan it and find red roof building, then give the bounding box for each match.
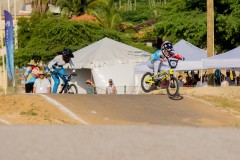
[70,14,97,23]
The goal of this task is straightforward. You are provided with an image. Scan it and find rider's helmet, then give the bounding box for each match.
[62,48,74,58]
[161,41,174,58]
[161,41,174,52]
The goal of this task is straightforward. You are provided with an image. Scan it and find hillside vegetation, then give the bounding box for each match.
[14,0,240,66]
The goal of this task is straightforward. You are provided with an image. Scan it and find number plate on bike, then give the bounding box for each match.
[169,60,178,68]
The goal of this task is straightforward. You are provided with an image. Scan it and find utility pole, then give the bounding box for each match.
[207,0,214,58]
[207,0,215,85]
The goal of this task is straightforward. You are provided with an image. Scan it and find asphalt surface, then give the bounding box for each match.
[1,94,240,160]
[0,125,240,160]
[47,94,240,126]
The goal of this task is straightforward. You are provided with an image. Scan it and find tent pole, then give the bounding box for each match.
[90,69,93,82]
[200,60,203,86]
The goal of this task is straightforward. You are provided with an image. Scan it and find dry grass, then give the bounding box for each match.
[148,86,240,117]
[0,94,79,124]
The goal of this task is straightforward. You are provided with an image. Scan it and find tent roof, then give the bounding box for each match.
[202,46,240,69]
[173,39,207,61]
[72,37,150,69]
[208,46,240,59]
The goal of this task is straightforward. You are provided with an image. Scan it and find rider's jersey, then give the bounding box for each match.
[48,55,75,72]
[150,49,182,60]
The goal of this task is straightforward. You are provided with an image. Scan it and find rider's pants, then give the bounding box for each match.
[153,60,162,76]
[51,67,67,93]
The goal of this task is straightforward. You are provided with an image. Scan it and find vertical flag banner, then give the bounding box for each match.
[4,10,14,81]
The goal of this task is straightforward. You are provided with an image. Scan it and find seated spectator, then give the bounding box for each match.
[237,76,240,86]
[106,79,117,94]
[192,74,200,86]
[221,76,229,87]
[196,79,202,87]
[202,76,208,87]
[184,76,192,87]
[33,70,51,93]
[177,75,184,87]
[86,79,96,94]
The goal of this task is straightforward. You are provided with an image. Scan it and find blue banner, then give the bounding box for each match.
[4,10,14,81]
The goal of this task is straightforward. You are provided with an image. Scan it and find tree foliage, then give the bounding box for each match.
[16,0,240,66]
[152,0,240,53]
[87,0,122,29]
[16,16,152,66]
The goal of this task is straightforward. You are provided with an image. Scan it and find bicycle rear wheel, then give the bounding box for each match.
[67,84,78,94]
[141,72,154,93]
[166,76,179,97]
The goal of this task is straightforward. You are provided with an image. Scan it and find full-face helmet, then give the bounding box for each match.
[161,41,174,52]
[62,48,74,58]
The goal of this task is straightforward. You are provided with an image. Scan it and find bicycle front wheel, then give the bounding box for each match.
[166,76,179,97]
[141,72,154,93]
[67,84,78,94]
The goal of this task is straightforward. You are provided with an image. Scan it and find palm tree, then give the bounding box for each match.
[55,0,92,16]
[87,0,122,29]
[32,0,49,13]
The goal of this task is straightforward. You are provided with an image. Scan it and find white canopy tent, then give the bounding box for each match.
[134,39,207,93]
[134,39,207,74]
[67,37,150,94]
[202,46,240,69]
[174,39,207,71]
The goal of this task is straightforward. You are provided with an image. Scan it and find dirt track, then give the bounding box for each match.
[46,94,240,126]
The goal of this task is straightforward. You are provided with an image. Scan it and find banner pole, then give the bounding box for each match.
[0,2,7,94]
[13,0,17,93]
[7,0,10,13]
[14,0,17,49]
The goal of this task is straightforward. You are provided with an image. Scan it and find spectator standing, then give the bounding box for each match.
[24,60,40,93]
[226,70,236,86]
[215,69,221,86]
[106,79,117,94]
[177,75,184,87]
[86,79,96,94]
[20,73,26,86]
[33,70,51,93]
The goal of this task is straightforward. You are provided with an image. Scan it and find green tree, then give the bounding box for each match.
[16,16,152,66]
[87,0,122,29]
[55,0,92,17]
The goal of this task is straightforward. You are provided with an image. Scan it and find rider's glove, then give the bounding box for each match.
[72,69,77,76]
[181,57,185,61]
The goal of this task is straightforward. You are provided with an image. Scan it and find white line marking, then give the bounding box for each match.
[184,95,213,106]
[0,118,11,125]
[39,94,88,125]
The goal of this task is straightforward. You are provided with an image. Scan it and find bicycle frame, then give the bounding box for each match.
[141,57,180,97]
[145,68,175,84]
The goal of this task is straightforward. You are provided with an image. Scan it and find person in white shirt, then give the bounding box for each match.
[33,70,51,93]
[221,76,229,87]
[106,79,117,94]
